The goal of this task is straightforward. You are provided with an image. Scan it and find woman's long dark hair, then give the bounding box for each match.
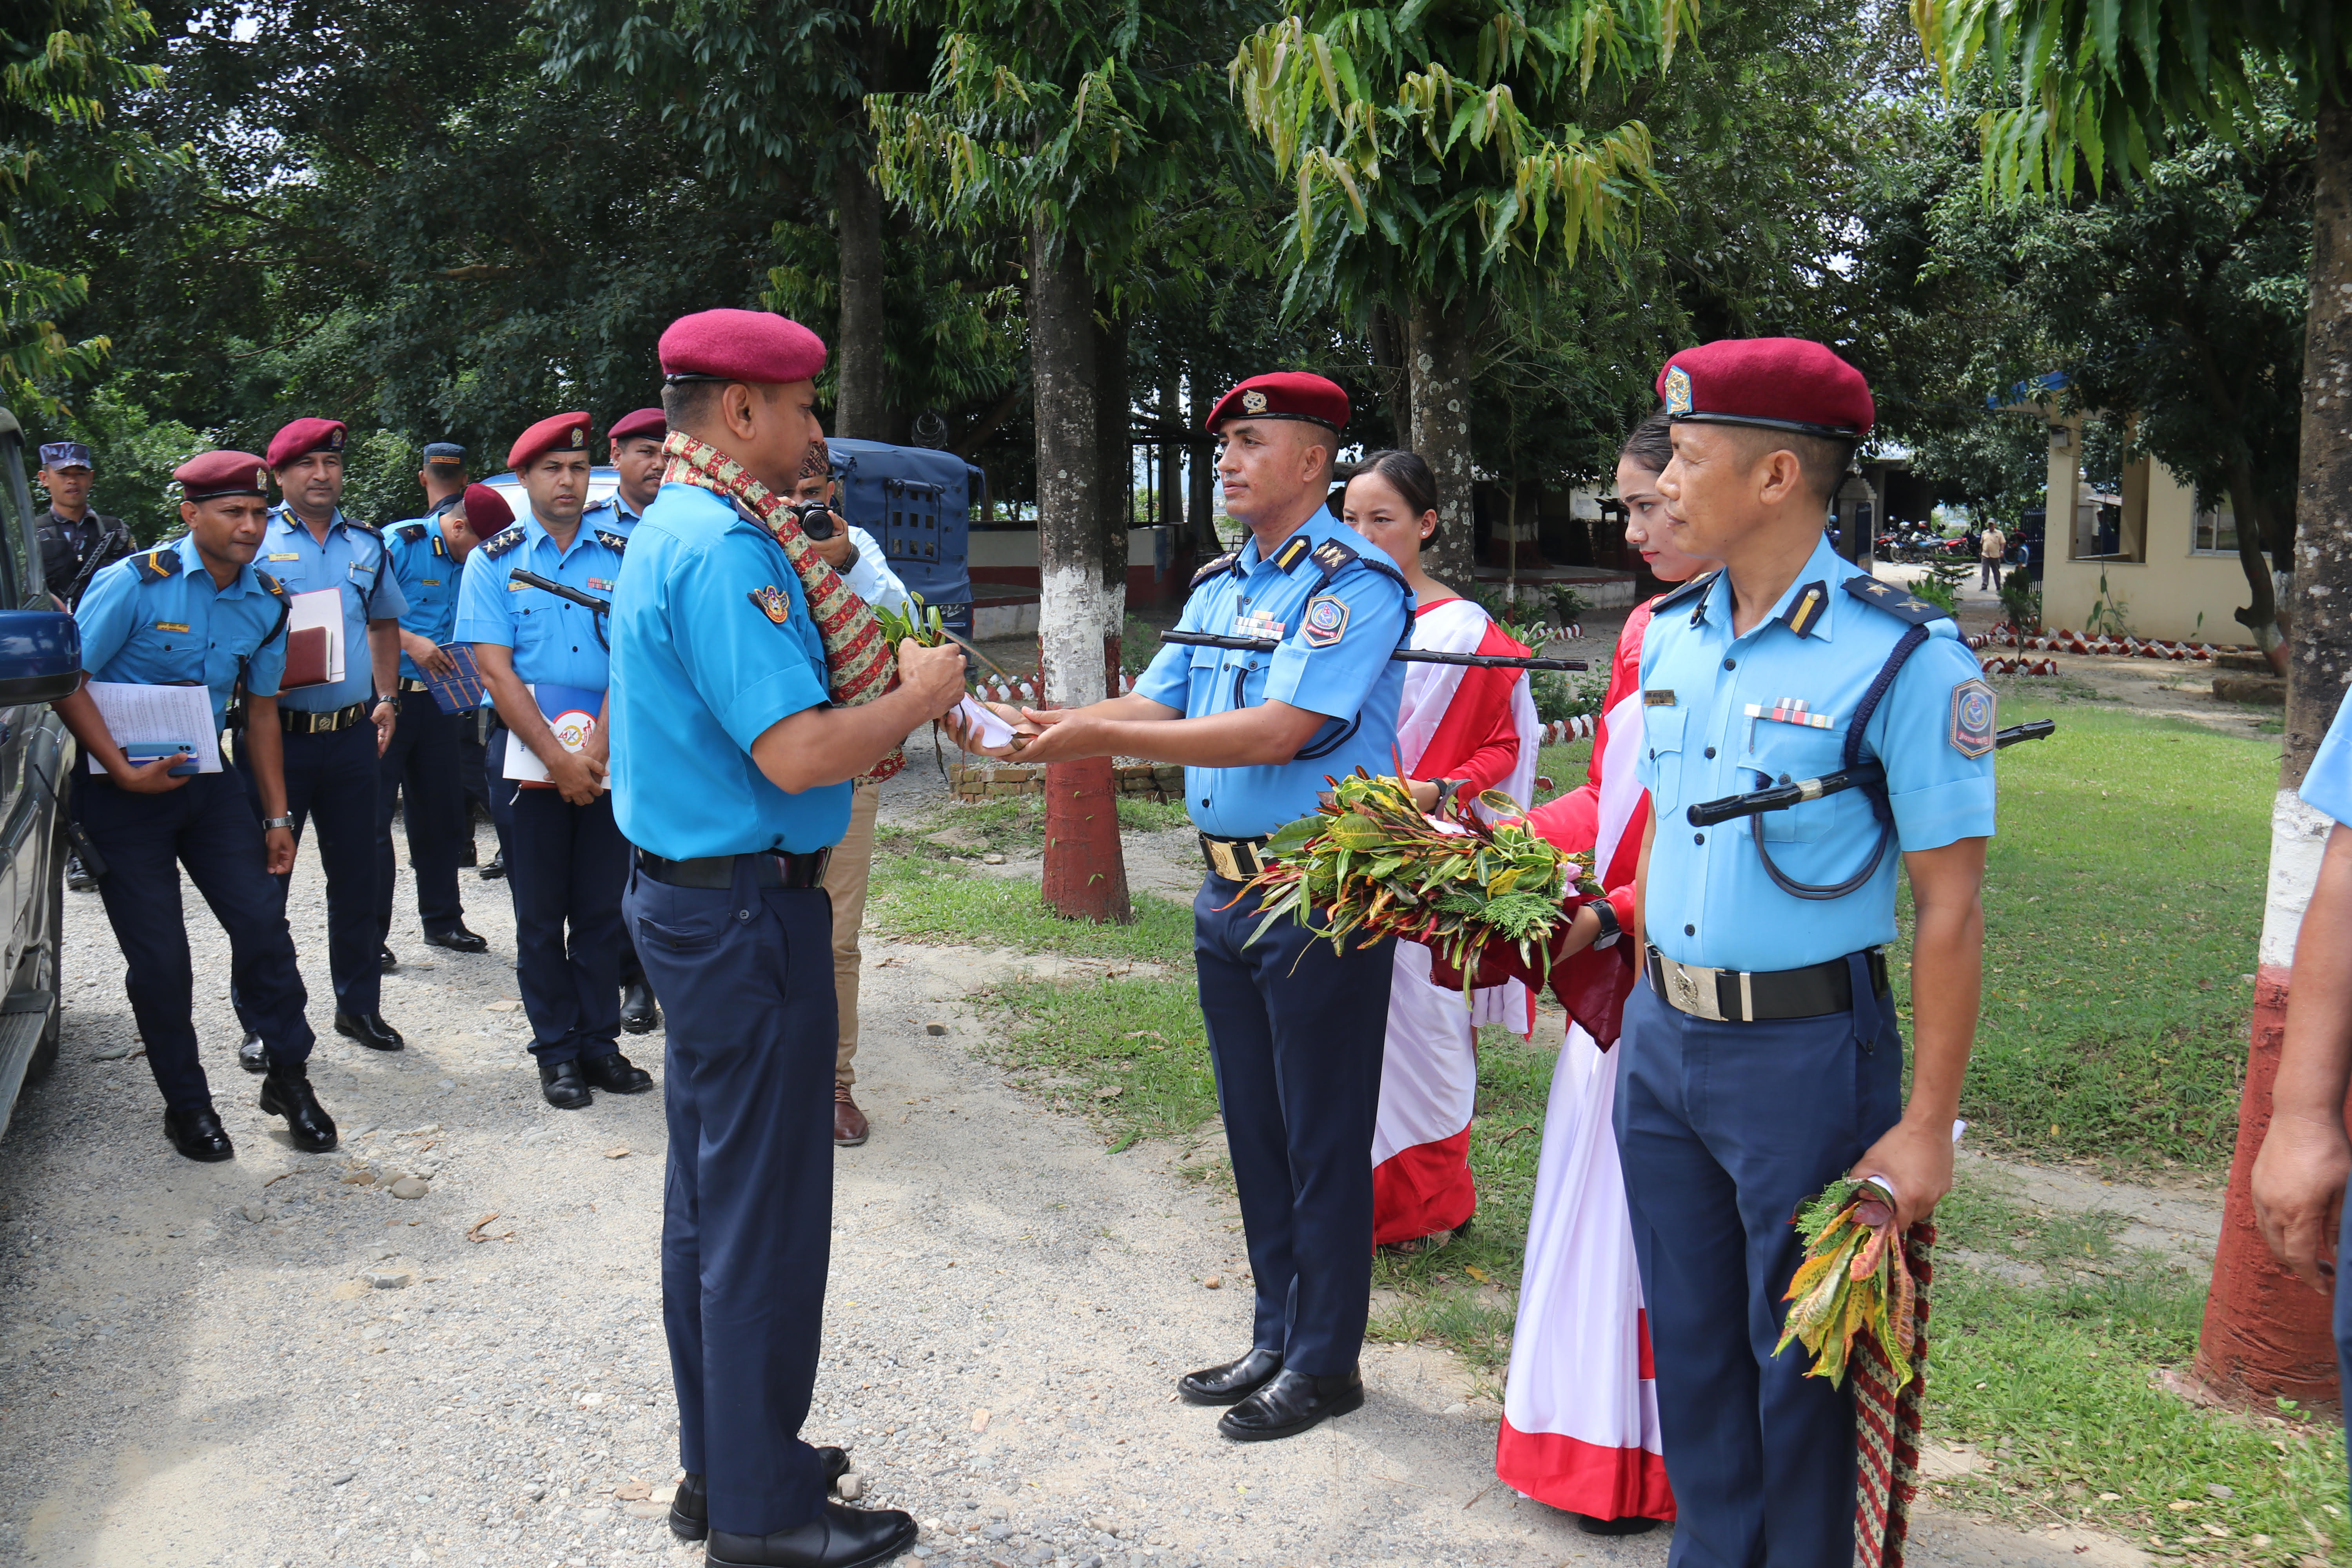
[1343,448,1443,542]
[1620,407,1675,475]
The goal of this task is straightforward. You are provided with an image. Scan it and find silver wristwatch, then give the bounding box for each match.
[262,814,296,832]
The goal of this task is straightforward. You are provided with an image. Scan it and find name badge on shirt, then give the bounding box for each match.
[1644,689,1677,707]
[421,578,442,586]
[152,621,190,633]
[265,552,300,562]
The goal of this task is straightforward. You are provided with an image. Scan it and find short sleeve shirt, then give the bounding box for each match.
[608,483,845,858]
[1132,512,1412,839]
[383,517,465,682]
[1635,534,1998,971]
[2301,686,2352,826]
[258,506,407,711]
[75,533,290,728]
[454,512,628,692]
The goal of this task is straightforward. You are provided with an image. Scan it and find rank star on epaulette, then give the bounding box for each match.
[594,528,629,554]
[748,584,791,624]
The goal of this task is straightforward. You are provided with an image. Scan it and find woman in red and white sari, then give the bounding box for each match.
[1496,410,1712,1533]
[1340,450,1541,1252]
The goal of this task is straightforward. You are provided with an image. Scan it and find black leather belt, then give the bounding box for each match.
[281,701,371,734]
[634,848,832,890]
[399,677,432,693]
[1646,945,1889,1023]
[1200,833,1270,881]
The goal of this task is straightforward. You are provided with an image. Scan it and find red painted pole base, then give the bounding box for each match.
[2193,965,2343,1405]
[1042,756,1133,924]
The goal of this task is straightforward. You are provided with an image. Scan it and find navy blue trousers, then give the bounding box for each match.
[374,697,468,940]
[234,722,381,1021]
[1194,874,1394,1377]
[77,771,314,1112]
[488,728,625,1064]
[459,714,498,846]
[629,864,835,1537]
[1613,957,1903,1568]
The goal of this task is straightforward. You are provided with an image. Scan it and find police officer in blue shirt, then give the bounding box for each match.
[609,309,969,1568]
[1004,372,1412,1443]
[1621,340,1996,1567]
[54,450,338,1161]
[374,479,492,964]
[459,412,653,1111]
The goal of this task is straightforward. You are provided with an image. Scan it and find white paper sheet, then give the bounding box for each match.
[953,695,1018,751]
[84,681,223,773]
[501,686,610,791]
[287,587,345,685]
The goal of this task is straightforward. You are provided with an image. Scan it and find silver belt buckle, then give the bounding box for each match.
[1656,952,1728,1022]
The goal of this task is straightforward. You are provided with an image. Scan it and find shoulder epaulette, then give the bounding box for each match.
[394,522,427,544]
[132,548,180,583]
[1842,574,1949,626]
[255,570,289,599]
[480,526,527,558]
[594,528,630,554]
[1189,550,1240,589]
[1275,534,1321,573]
[1652,569,1719,613]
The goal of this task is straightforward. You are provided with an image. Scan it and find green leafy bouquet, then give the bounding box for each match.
[1776,1177,1917,1388]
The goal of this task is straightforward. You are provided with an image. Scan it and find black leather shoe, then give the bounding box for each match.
[258,1065,339,1152]
[1575,1514,1662,1536]
[379,944,397,973]
[65,853,96,892]
[539,1059,592,1110]
[1178,1348,1282,1406]
[238,1031,268,1074]
[579,1051,653,1094]
[334,1012,405,1051]
[479,848,506,881]
[706,1503,916,1568]
[670,1450,851,1541]
[163,1105,234,1163]
[620,978,660,1033]
[423,925,489,954]
[1217,1367,1364,1441]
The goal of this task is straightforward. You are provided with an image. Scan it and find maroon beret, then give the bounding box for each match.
[175,450,273,502]
[608,407,667,445]
[658,309,827,385]
[507,412,593,472]
[266,417,347,470]
[456,482,514,535]
[1204,372,1349,435]
[1656,338,1874,440]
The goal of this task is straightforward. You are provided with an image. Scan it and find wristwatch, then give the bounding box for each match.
[1588,899,1622,949]
[839,541,862,573]
[262,814,296,832]
[1431,778,1466,815]
[373,691,400,712]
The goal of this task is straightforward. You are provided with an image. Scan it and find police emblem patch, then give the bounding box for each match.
[1242,389,1269,415]
[1299,594,1349,648]
[749,584,791,624]
[1664,365,1693,417]
[1949,677,1996,758]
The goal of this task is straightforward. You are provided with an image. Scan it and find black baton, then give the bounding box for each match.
[1686,720,2056,827]
[509,568,611,614]
[1160,628,1587,672]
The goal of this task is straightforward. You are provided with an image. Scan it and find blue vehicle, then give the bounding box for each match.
[0,407,91,1139]
[828,439,980,638]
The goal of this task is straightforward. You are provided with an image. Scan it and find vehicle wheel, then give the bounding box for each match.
[25,820,63,1083]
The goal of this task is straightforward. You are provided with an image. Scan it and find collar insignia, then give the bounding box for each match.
[1781,580,1829,639]
[1273,535,1314,572]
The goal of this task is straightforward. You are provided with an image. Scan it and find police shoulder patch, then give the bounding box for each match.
[1299,593,1350,648]
[1651,568,1718,613]
[1949,677,1997,758]
[748,584,791,624]
[255,570,288,599]
[1189,550,1240,589]
[132,548,180,583]
[479,526,527,558]
[594,528,630,555]
[1842,574,1946,626]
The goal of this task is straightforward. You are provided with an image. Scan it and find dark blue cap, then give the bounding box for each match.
[38,442,91,470]
[422,442,466,465]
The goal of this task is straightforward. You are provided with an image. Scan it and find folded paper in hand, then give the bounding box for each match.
[954,695,1016,751]
[85,682,222,773]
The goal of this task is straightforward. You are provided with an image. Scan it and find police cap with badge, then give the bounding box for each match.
[266,417,347,470]
[608,408,666,446]
[177,449,274,502]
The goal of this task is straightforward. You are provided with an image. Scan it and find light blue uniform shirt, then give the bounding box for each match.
[383,516,466,684]
[1636,534,1998,972]
[609,483,844,858]
[454,512,629,693]
[257,505,406,711]
[1132,512,1412,839]
[75,532,290,728]
[2302,689,2352,826]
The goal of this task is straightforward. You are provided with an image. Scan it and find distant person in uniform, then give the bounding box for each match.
[1621,339,1993,1566]
[419,441,469,517]
[55,451,338,1161]
[234,417,408,1071]
[1005,372,1412,1442]
[788,432,915,1149]
[374,479,496,965]
[459,412,652,1111]
[588,406,666,1034]
[610,308,973,1568]
[35,440,136,892]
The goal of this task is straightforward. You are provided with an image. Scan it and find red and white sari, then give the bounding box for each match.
[1370,597,1540,1248]
[1494,597,1675,1522]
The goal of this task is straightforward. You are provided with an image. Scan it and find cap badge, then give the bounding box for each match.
[749,584,791,624]
[1242,389,1269,415]
[1299,593,1350,648]
[1949,678,1996,758]
[327,429,345,451]
[1664,365,1693,417]
[570,428,586,448]
[254,467,269,490]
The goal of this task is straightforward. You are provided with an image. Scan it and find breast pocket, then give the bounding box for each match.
[1738,717,1851,842]
[1643,706,1689,814]
[1183,642,1228,715]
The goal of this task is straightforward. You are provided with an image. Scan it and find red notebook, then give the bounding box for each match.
[282,626,331,690]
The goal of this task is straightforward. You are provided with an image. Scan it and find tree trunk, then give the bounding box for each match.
[1097,305,1132,688]
[1029,224,1131,923]
[1158,366,1183,539]
[1370,305,1413,451]
[834,153,891,441]
[2224,460,2281,650]
[2194,97,2352,1406]
[1409,294,1478,585]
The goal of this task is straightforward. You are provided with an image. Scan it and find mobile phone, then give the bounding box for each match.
[126,742,200,777]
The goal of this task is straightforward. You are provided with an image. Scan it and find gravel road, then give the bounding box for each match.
[0,769,2145,1568]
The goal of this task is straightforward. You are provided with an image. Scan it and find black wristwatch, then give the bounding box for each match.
[1431,778,1466,815]
[1588,899,1622,949]
[373,691,400,712]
